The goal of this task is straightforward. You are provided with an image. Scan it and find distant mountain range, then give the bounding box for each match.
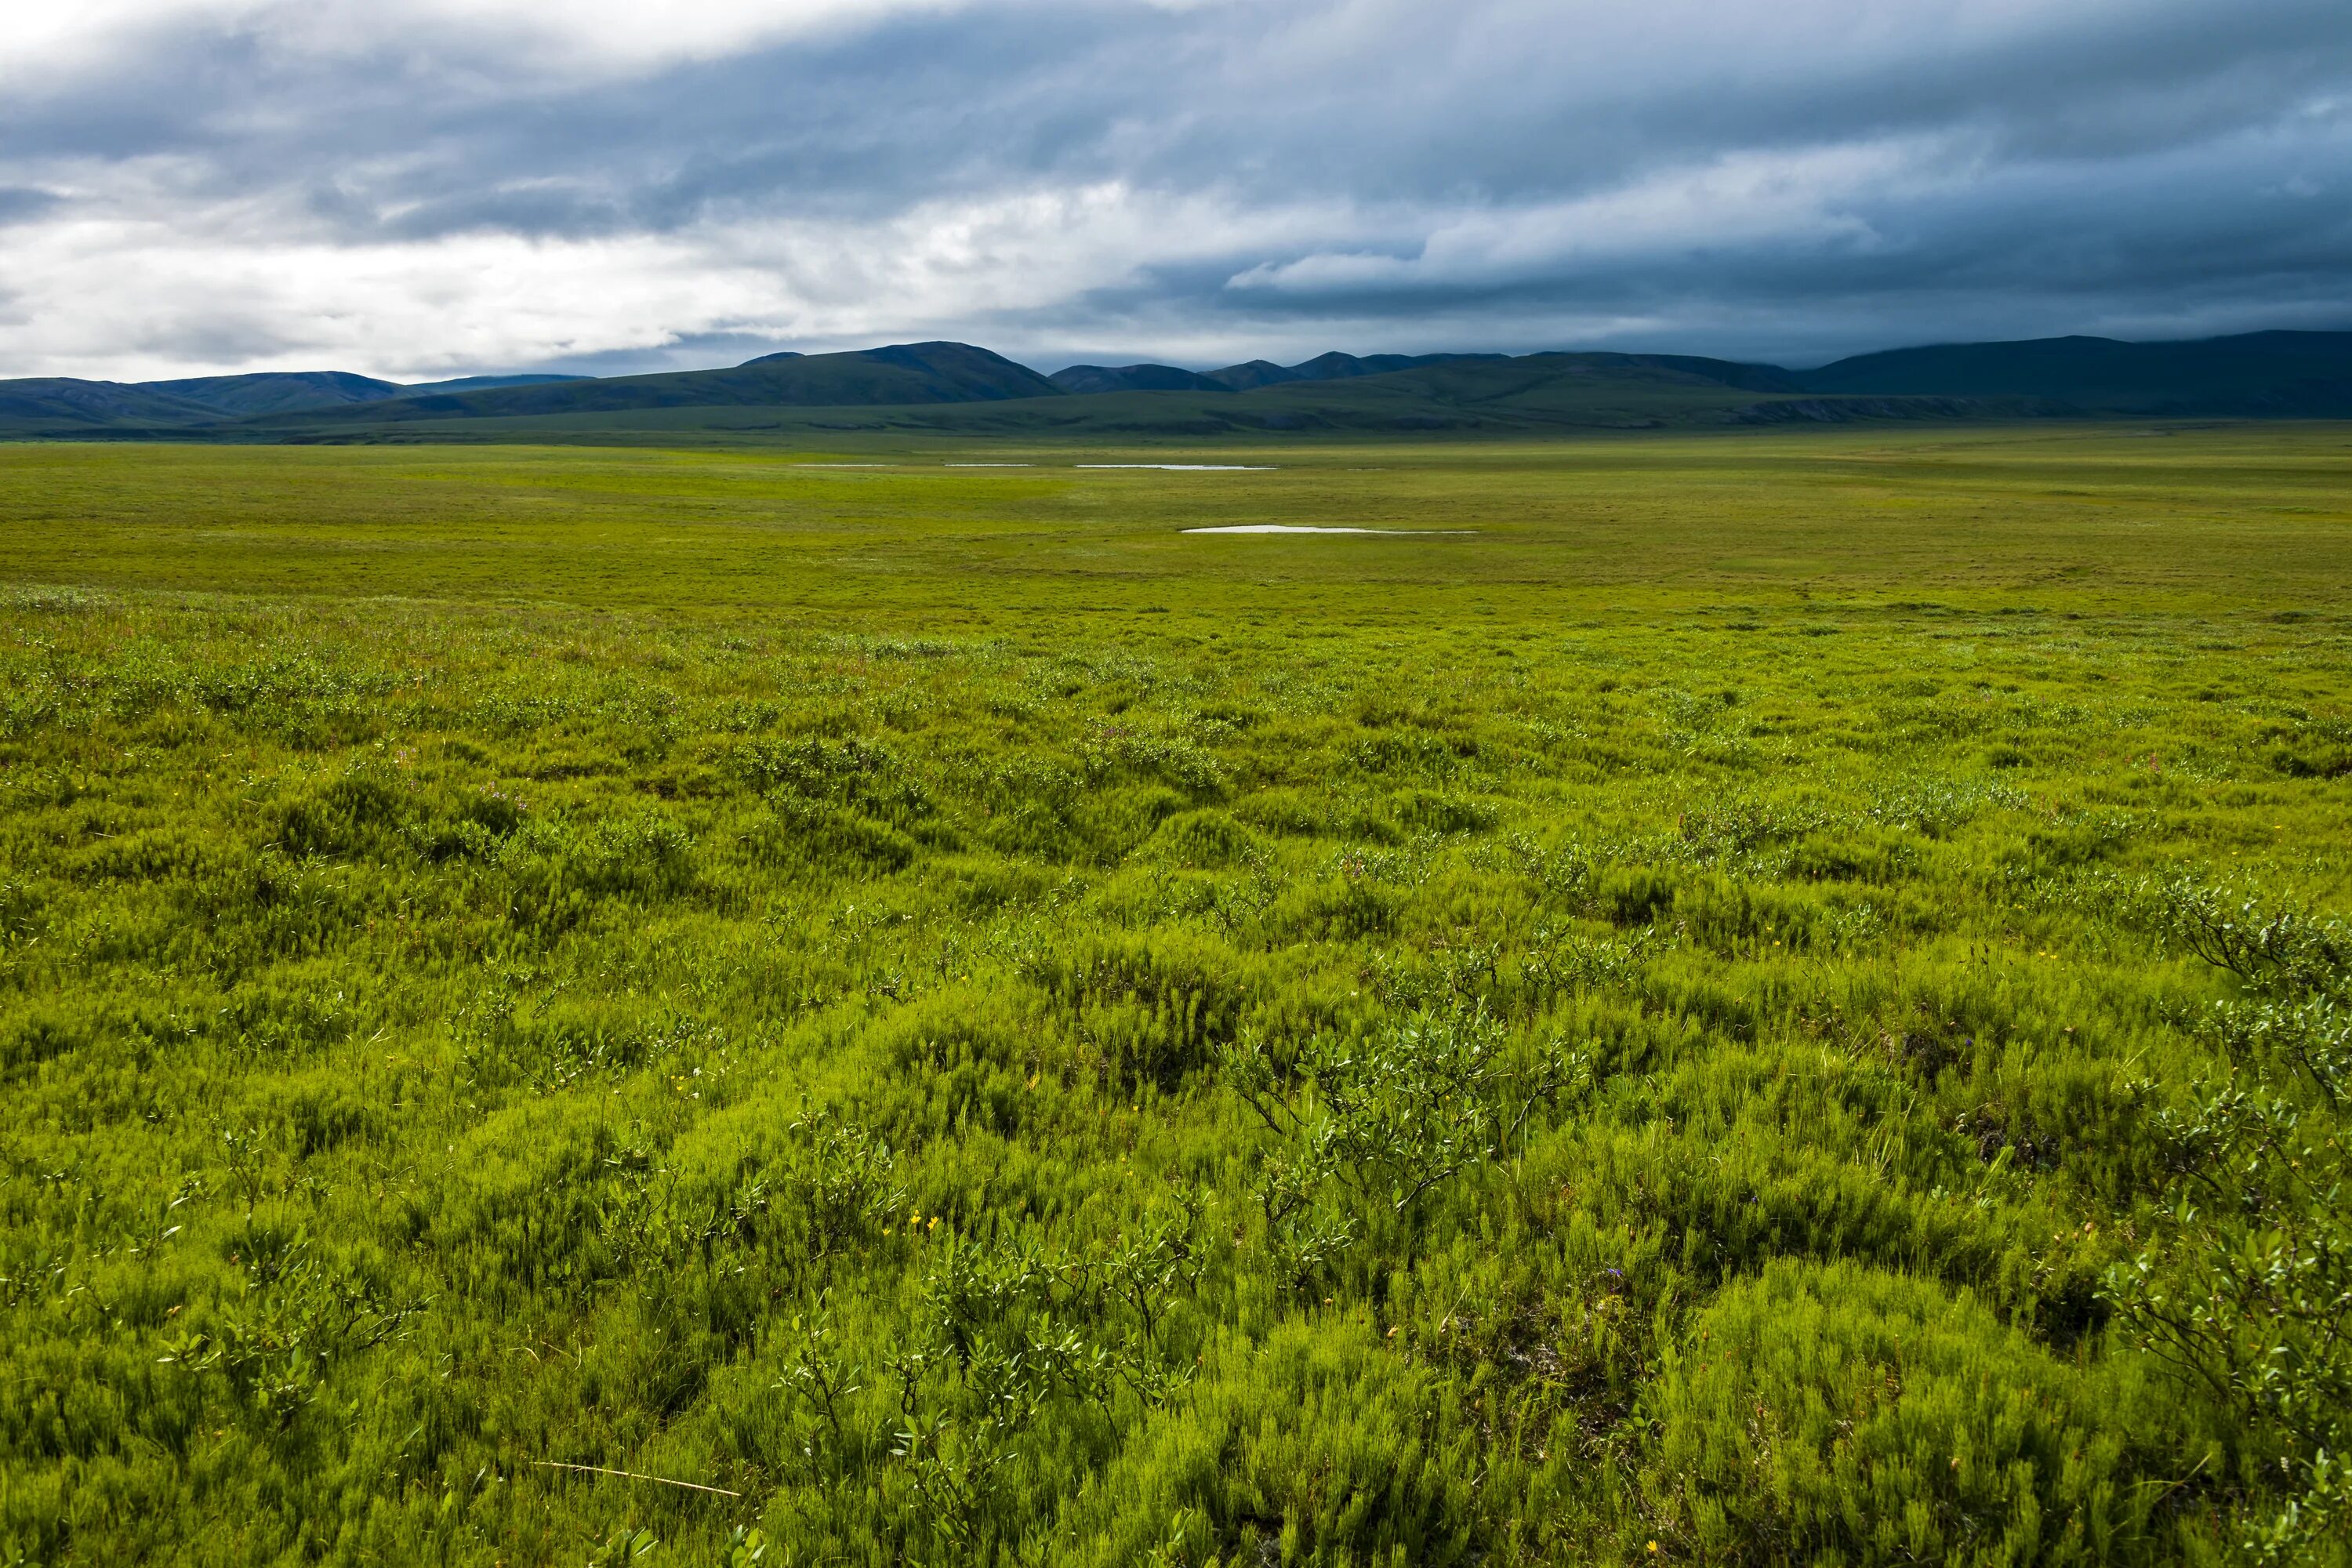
[3,330,2348,441]
[0,370,584,430]
[1047,352,1515,394]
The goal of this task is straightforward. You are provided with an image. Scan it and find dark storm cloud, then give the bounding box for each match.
[3,0,2347,374]
[18,2,2339,219]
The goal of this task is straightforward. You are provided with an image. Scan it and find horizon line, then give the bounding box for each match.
[8,321,2351,390]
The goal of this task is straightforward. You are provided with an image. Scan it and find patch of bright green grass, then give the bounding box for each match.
[1,427,2348,1566]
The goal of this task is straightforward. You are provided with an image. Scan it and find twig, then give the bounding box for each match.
[530,1461,741,1497]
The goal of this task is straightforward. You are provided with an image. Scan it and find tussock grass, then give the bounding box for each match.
[1,430,2349,1564]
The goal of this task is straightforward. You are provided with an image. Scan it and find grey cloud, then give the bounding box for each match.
[2,0,2348,372]
[22,1,2339,222]
[0,188,61,226]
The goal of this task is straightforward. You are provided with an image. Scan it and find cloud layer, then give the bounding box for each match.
[2,0,2347,379]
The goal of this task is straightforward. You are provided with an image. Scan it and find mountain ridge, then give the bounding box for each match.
[4,328,2349,437]
[0,368,592,427]
[1790,330,2352,412]
[348,342,1059,422]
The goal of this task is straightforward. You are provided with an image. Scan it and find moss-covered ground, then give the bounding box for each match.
[2,426,2349,1565]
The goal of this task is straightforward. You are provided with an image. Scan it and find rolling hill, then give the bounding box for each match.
[1207,350,1510,388]
[1047,351,1528,394]
[1048,364,1232,394]
[141,371,404,416]
[4,328,2347,441]
[254,350,1925,444]
[0,368,590,431]
[247,328,2352,440]
[1790,330,2352,415]
[0,379,224,429]
[301,341,1062,425]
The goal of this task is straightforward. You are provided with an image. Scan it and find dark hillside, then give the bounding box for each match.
[1286,350,1508,380]
[1215,351,1820,430]
[297,341,1064,423]
[1797,329,2352,413]
[0,369,584,431]
[260,350,1830,442]
[0,378,220,429]
[1203,350,1506,388]
[1049,364,1232,394]
[1620,354,1806,394]
[142,370,404,416]
[1201,358,1298,390]
[13,328,2352,441]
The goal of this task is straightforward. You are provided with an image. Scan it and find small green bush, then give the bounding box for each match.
[1644,1259,2149,1566]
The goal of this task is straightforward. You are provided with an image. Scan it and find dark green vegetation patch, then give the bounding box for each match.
[1,430,2349,1565]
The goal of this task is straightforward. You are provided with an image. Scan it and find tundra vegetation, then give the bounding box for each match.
[1,427,2349,1566]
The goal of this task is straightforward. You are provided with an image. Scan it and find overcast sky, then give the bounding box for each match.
[2,0,2347,381]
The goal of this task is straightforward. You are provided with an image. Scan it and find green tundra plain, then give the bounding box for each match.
[3,426,2351,1566]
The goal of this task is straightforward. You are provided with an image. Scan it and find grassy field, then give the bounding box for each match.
[2,426,2350,1566]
